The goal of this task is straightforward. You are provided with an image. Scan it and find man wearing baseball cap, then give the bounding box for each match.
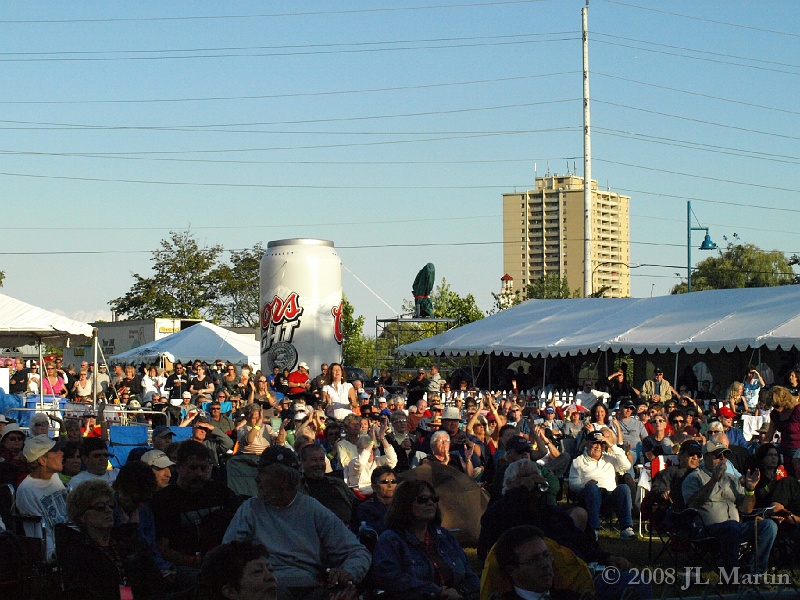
[569,429,636,540]
[648,440,703,511]
[151,425,176,452]
[716,406,747,448]
[223,446,372,595]
[682,440,777,577]
[287,362,311,402]
[15,435,68,558]
[641,367,677,403]
[141,449,175,489]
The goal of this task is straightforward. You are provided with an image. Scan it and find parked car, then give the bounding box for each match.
[344,366,375,392]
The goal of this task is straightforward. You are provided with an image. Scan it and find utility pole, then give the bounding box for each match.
[582,1,593,297]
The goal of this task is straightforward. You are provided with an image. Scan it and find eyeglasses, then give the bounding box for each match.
[672,419,684,424]
[654,419,666,423]
[392,419,408,424]
[88,500,116,512]
[415,494,439,505]
[378,479,398,485]
[227,368,235,371]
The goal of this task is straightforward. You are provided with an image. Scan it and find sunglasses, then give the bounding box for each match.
[687,452,702,458]
[654,419,666,423]
[415,494,440,505]
[88,501,116,512]
[378,479,399,485]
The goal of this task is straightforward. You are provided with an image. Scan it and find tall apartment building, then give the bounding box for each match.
[502,174,630,298]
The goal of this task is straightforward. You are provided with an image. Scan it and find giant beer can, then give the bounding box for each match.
[260,238,343,373]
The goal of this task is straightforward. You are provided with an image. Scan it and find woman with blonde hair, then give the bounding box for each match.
[763,386,800,475]
[726,381,745,414]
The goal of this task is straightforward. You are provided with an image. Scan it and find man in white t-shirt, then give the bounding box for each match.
[575,380,609,411]
[68,437,118,489]
[16,435,68,559]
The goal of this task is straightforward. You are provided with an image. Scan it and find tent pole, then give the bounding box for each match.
[488,354,491,391]
[674,352,679,387]
[604,351,608,379]
[542,356,547,390]
[92,329,98,411]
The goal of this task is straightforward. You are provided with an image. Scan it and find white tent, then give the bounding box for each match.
[397,285,800,358]
[0,293,94,347]
[109,321,261,369]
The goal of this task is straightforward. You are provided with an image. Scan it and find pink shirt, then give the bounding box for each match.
[771,405,800,449]
[42,376,66,396]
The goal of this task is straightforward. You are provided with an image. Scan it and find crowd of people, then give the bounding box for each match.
[1,356,799,599]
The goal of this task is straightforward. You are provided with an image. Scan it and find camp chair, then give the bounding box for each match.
[201,401,232,415]
[168,426,193,442]
[108,425,150,468]
[480,536,594,600]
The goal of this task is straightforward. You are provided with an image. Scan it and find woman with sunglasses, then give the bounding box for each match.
[352,466,398,536]
[373,480,480,600]
[56,479,163,599]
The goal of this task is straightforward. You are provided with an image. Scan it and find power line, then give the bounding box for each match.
[0,99,581,131]
[601,0,800,39]
[0,1,546,24]
[0,31,572,58]
[595,159,800,194]
[594,72,799,116]
[614,187,797,215]
[0,36,577,63]
[594,32,800,71]
[593,99,800,141]
[593,38,800,77]
[0,150,580,167]
[593,128,800,165]
[0,71,580,105]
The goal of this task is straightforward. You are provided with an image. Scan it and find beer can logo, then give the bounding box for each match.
[261,292,304,370]
[332,301,344,345]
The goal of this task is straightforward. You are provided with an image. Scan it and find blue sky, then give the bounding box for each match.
[1,0,798,331]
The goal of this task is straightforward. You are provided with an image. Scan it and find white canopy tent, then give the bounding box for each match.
[0,293,97,415]
[0,293,94,348]
[396,285,800,358]
[109,321,261,369]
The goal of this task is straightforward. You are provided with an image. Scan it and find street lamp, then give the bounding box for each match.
[687,201,717,292]
[592,261,637,297]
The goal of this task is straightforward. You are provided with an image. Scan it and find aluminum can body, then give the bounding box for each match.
[260,239,343,373]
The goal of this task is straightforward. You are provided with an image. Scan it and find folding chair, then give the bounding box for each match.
[108,425,150,468]
[168,426,193,442]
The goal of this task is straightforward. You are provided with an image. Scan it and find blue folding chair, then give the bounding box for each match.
[168,426,193,442]
[202,401,232,415]
[108,425,150,468]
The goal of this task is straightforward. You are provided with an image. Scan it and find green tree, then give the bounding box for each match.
[490,274,580,312]
[342,295,375,369]
[672,239,796,294]
[0,271,4,286]
[110,230,222,319]
[430,278,484,326]
[209,243,263,326]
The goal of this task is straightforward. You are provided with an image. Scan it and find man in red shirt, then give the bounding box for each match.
[287,362,311,402]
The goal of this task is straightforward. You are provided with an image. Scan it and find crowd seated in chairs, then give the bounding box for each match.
[5,362,800,598]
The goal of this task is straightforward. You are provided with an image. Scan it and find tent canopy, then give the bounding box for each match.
[396,285,800,358]
[0,293,94,347]
[110,321,261,369]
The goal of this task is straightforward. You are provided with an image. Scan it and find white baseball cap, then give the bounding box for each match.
[141,450,175,469]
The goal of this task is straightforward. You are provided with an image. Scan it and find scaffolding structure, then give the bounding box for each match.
[375,316,457,383]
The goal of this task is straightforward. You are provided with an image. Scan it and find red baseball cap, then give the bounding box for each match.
[718,406,736,419]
